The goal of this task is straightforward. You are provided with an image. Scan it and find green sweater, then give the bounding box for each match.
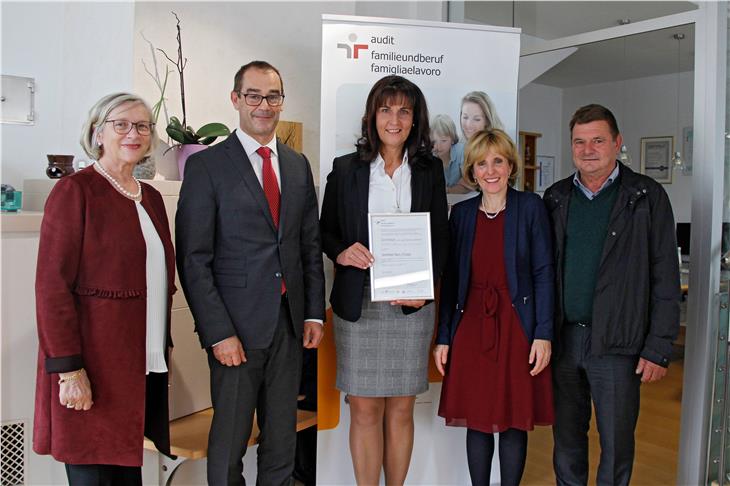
[563,181,620,324]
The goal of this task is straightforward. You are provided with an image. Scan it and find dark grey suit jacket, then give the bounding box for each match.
[176,132,325,349]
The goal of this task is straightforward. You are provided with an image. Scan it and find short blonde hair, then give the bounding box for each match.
[460,91,504,137]
[430,114,458,145]
[462,129,520,188]
[80,93,156,160]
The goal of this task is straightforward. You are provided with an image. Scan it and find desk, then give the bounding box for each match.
[144,408,317,485]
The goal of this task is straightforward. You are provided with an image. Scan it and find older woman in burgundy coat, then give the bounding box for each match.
[33,93,175,485]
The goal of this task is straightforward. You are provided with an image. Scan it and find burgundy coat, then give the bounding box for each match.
[33,166,175,466]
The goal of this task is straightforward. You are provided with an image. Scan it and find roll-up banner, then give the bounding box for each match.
[319,14,520,185]
[318,14,520,484]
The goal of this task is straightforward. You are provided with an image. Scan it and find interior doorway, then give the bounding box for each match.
[518,24,693,484]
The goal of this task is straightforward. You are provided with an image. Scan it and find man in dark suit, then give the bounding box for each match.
[176,60,325,485]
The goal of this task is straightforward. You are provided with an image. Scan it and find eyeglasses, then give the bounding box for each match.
[105,120,155,136]
[238,93,285,107]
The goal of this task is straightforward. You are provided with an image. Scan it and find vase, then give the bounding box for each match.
[46,154,75,179]
[135,135,178,180]
[177,144,207,180]
[133,155,156,180]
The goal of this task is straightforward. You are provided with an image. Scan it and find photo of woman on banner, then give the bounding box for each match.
[434,129,554,486]
[320,74,449,485]
[449,91,505,194]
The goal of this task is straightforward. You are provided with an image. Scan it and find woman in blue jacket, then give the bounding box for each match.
[434,129,554,486]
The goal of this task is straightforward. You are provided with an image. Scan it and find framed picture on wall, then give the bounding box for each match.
[640,136,673,184]
[536,155,555,192]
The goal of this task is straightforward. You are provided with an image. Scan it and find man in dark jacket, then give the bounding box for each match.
[176,61,325,485]
[543,104,680,486]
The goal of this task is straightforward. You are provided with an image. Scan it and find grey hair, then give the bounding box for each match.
[460,91,504,137]
[80,93,156,160]
[431,114,459,145]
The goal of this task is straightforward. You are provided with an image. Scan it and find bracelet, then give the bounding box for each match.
[58,369,84,385]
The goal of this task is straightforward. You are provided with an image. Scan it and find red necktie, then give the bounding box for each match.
[256,146,286,294]
[257,146,280,227]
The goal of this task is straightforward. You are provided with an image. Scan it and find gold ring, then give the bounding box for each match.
[66,404,74,408]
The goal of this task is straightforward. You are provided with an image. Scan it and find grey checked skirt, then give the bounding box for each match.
[333,291,435,397]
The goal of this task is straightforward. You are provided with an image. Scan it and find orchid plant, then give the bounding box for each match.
[158,12,230,146]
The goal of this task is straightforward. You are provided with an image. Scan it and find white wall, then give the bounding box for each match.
[518,82,563,192]
[355,1,446,22]
[0,2,135,190]
[132,2,358,180]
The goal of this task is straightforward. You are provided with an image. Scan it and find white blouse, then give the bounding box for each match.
[368,152,412,214]
[135,202,168,374]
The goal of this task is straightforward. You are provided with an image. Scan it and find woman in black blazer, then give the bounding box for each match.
[320,75,448,485]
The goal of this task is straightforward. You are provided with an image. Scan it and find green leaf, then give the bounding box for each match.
[166,118,229,145]
[168,116,184,130]
[166,125,188,144]
[184,126,200,143]
[151,100,163,124]
[167,126,199,144]
[197,123,230,138]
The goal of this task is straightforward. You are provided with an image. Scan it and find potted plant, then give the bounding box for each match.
[159,12,230,179]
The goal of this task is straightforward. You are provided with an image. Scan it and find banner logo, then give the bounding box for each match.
[337,33,368,59]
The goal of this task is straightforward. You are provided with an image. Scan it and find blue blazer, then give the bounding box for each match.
[436,187,554,345]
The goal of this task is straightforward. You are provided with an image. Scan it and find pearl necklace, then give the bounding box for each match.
[480,199,506,219]
[94,161,142,202]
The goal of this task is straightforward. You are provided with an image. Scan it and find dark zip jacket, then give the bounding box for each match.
[543,162,681,367]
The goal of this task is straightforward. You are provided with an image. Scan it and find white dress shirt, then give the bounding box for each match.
[235,129,281,187]
[135,202,168,374]
[368,152,412,214]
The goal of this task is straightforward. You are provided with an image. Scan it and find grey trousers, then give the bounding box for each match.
[552,324,642,486]
[206,298,302,486]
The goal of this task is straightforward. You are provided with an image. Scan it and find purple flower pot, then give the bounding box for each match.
[177,144,208,180]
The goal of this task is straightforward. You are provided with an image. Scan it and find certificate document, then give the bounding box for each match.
[368,212,434,301]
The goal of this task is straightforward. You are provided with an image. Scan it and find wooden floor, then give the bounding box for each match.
[522,359,684,485]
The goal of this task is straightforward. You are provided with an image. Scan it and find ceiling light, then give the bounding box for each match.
[619,145,632,165]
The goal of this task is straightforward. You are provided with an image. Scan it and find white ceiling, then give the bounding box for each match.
[462,1,697,88]
[533,24,695,88]
[464,1,697,39]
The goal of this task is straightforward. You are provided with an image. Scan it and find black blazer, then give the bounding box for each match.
[320,151,449,322]
[176,133,325,349]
